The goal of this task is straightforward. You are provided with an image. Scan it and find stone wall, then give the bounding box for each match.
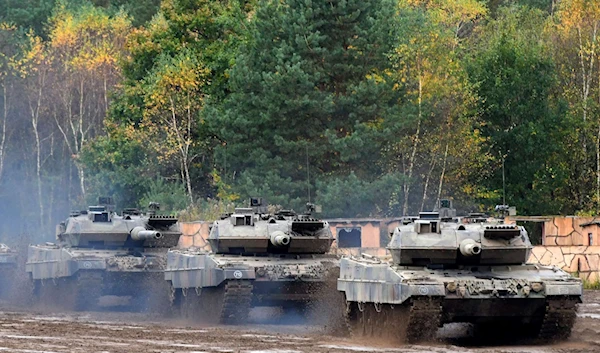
[514,216,600,246]
[528,246,600,282]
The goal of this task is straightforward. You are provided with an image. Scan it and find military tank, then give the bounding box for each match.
[165,198,339,324]
[26,198,181,311]
[0,243,17,298]
[338,200,583,343]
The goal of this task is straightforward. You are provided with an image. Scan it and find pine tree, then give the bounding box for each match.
[218,0,399,208]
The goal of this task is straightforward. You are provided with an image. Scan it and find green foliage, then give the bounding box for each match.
[467,6,569,214]
[140,178,188,213]
[177,198,236,222]
[218,0,400,212]
[0,0,56,34]
[8,0,600,223]
[80,122,157,209]
[316,173,406,218]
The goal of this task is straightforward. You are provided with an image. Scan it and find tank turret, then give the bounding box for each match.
[387,199,531,266]
[208,198,333,254]
[56,199,179,249]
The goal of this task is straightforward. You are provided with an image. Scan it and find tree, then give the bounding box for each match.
[552,0,600,211]
[142,51,210,203]
[468,6,568,214]
[47,4,131,199]
[385,0,486,214]
[218,0,400,213]
[0,24,21,183]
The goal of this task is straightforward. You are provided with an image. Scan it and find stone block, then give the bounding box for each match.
[547,247,565,265]
[585,246,600,254]
[531,247,547,261]
[572,231,584,245]
[556,234,573,246]
[575,254,591,272]
[588,254,600,271]
[544,220,559,236]
[564,254,575,270]
[540,251,553,266]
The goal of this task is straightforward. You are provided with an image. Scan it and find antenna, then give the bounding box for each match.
[306,144,311,203]
[502,152,506,207]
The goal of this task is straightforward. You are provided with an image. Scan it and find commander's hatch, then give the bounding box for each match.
[231,208,254,226]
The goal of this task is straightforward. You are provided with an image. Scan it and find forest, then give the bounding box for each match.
[0,0,597,239]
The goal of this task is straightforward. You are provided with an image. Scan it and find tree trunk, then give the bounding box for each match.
[436,143,449,205]
[29,70,46,233]
[0,83,8,181]
[402,76,423,216]
[420,156,437,212]
[169,96,194,205]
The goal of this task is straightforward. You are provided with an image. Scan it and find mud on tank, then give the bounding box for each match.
[26,198,181,311]
[165,198,340,325]
[337,199,583,343]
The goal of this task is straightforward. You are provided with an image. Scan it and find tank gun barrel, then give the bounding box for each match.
[131,226,162,241]
[270,231,291,247]
[459,239,481,256]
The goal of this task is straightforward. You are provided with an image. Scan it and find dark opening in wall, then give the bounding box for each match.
[519,221,543,245]
[338,227,362,248]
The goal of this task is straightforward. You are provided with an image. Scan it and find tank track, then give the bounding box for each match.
[220,280,253,324]
[406,297,443,342]
[538,297,579,341]
[72,271,103,311]
[345,297,442,343]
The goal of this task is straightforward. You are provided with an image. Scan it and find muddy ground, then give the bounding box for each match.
[0,292,599,353]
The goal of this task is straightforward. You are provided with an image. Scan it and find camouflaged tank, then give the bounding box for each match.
[26,198,181,311]
[338,200,583,343]
[165,198,339,324]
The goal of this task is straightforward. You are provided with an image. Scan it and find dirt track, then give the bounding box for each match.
[0,292,599,353]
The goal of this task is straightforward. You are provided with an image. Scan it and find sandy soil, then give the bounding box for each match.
[0,292,598,353]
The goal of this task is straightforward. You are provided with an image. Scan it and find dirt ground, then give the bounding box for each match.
[0,292,599,353]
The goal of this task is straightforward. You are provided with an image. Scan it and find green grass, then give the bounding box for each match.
[583,278,600,290]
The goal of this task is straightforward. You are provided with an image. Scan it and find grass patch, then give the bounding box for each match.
[583,278,600,290]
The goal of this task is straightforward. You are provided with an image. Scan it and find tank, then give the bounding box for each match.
[165,198,340,324]
[337,200,583,343]
[25,198,181,311]
[0,243,17,298]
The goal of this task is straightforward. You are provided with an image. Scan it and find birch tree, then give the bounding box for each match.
[143,51,210,204]
[47,5,130,200]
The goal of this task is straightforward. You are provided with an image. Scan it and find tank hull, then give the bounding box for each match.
[0,246,17,298]
[165,249,340,323]
[26,245,170,311]
[338,256,583,342]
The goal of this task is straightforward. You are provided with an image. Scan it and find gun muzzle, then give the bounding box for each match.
[131,226,163,241]
[270,231,291,247]
[459,239,481,256]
